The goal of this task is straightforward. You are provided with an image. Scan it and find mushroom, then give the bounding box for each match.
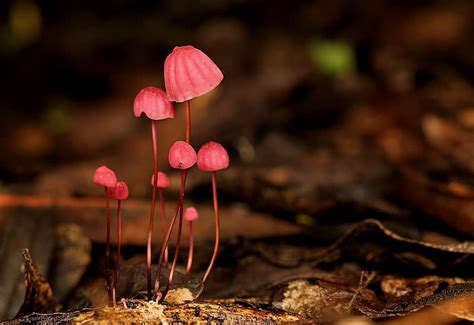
[155,141,197,302]
[196,141,230,284]
[183,207,199,274]
[134,86,174,299]
[106,180,129,306]
[92,165,117,305]
[164,45,223,143]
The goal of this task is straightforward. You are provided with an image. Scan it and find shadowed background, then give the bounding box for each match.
[1,0,474,321]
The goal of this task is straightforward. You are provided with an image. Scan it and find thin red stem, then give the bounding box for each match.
[154,170,187,297]
[185,221,193,275]
[104,187,112,306]
[155,100,192,302]
[161,192,184,300]
[159,189,169,266]
[185,100,191,143]
[147,120,159,300]
[202,172,220,284]
[113,199,122,306]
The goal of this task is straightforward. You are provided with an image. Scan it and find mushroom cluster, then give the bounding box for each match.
[93,166,129,306]
[92,45,229,305]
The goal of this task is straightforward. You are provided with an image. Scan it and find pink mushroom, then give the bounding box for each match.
[93,165,117,305]
[196,142,230,284]
[151,171,170,265]
[134,86,174,300]
[164,45,223,143]
[183,207,198,274]
[107,180,129,306]
[155,141,197,302]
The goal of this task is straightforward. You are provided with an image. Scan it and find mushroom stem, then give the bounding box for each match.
[185,100,191,143]
[113,199,122,306]
[104,186,112,306]
[155,170,187,298]
[202,172,220,284]
[185,221,194,274]
[159,189,169,266]
[146,120,159,300]
[161,194,184,301]
[155,101,192,302]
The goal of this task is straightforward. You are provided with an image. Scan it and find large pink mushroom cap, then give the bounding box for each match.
[197,142,230,172]
[164,46,224,103]
[93,165,118,188]
[184,207,199,222]
[107,181,129,200]
[168,141,197,170]
[134,87,175,120]
[151,171,170,189]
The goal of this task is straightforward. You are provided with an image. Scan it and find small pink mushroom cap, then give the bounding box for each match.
[93,166,118,188]
[168,141,197,170]
[184,207,199,222]
[151,171,170,188]
[107,181,129,200]
[164,46,224,103]
[197,142,230,172]
[134,87,174,120]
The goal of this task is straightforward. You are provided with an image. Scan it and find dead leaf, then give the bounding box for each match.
[401,165,474,235]
[15,249,56,318]
[318,219,474,273]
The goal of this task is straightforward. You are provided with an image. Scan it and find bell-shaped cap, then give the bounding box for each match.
[184,207,199,222]
[197,141,230,172]
[107,181,129,200]
[93,165,117,188]
[151,171,170,189]
[168,141,197,170]
[164,46,224,103]
[134,87,174,120]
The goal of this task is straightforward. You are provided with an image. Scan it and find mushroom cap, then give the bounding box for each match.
[93,165,118,188]
[184,207,199,222]
[197,141,230,172]
[168,141,197,170]
[151,171,170,189]
[107,181,129,200]
[134,87,175,120]
[164,46,224,103]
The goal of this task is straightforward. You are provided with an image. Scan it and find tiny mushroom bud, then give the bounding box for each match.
[184,207,199,222]
[151,171,170,189]
[169,141,197,170]
[107,181,129,200]
[134,87,174,120]
[184,206,198,274]
[106,180,129,305]
[197,141,230,172]
[164,46,224,103]
[93,166,118,188]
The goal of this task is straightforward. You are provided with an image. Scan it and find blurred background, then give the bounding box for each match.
[1,0,474,190]
[1,0,474,319]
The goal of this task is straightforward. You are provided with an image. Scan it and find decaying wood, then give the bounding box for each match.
[8,300,304,324]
